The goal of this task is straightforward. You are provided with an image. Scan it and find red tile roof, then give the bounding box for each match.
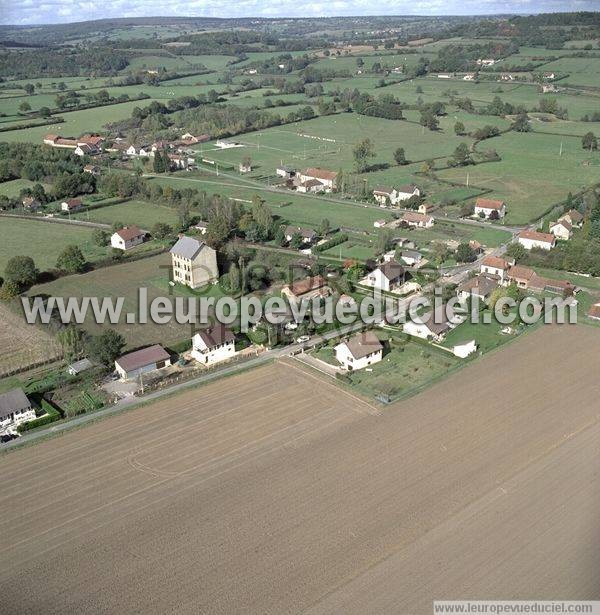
[303,167,338,182]
[115,226,144,241]
[476,198,505,210]
[518,230,555,245]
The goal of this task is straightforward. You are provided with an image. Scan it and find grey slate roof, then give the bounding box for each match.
[0,388,31,417]
[170,236,207,260]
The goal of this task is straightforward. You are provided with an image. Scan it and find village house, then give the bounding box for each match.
[418,203,433,215]
[276,165,296,179]
[373,219,387,228]
[469,240,484,255]
[373,186,397,206]
[396,184,421,202]
[558,209,584,228]
[364,260,406,292]
[297,178,324,193]
[110,226,145,251]
[0,388,35,430]
[456,275,499,303]
[437,73,454,79]
[191,325,236,366]
[517,230,556,251]
[506,264,536,289]
[463,73,476,81]
[281,275,331,304]
[474,198,506,219]
[193,221,208,235]
[74,143,99,157]
[170,235,218,289]
[403,304,456,342]
[541,84,559,93]
[181,133,210,144]
[480,255,514,282]
[477,58,496,67]
[126,144,151,157]
[400,249,423,267]
[335,331,383,371]
[83,164,101,175]
[168,154,192,170]
[78,135,105,148]
[151,140,171,153]
[239,161,252,173]
[284,225,317,244]
[22,196,41,211]
[43,134,78,149]
[549,219,573,241]
[500,73,515,81]
[114,345,171,381]
[543,72,556,80]
[298,168,338,192]
[402,211,434,228]
[61,198,83,213]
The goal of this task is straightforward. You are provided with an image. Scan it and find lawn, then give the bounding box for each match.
[0,178,48,199]
[0,218,111,273]
[345,334,460,401]
[28,253,190,349]
[72,199,182,228]
[191,112,476,180]
[437,131,599,224]
[148,174,396,232]
[0,99,165,143]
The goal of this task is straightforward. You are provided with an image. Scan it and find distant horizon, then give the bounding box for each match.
[1,1,597,27]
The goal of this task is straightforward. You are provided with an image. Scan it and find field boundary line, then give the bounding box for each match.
[278,356,381,416]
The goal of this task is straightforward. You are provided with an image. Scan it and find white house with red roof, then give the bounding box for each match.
[474,198,506,219]
[111,226,145,251]
[480,255,514,282]
[517,230,556,251]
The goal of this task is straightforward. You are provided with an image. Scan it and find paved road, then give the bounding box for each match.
[2,320,368,451]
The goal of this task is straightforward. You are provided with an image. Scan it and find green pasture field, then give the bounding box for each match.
[191,113,477,179]
[147,174,395,231]
[126,55,206,72]
[0,178,48,198]
[437,130,600,224]
[28,253,191,348]
[402,219,513,249]
[385,77,600,118]
[0,218,109,273]
[0,99,165,143]
[541,57,600,88]
[528,114,600,136]
[441,311,528,354]
[71,199,182,228]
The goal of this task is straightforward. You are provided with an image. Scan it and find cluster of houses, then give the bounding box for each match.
[43,132,205,169]
[372,184,420,207]
[457,255,575,305]
[44,134,105,157]
[515,210,583,252]
[113,323,238,383]
[275,166,339,194]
